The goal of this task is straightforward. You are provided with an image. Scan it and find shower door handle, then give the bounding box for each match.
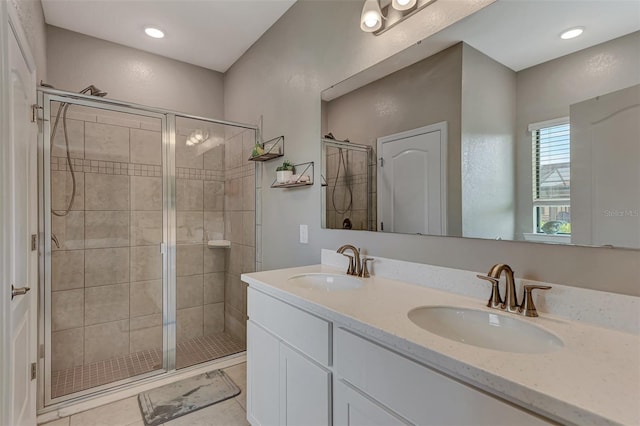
[11,285,31,300]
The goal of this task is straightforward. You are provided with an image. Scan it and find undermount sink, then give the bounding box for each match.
[288,273,363,291]
[408,306,563,354]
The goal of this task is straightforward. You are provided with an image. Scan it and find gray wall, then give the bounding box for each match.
[514,32,640,240]
[9,0,47,80]
[46,26,224,118]
[325,43,463,236]
[461,43,516,240]
[225,0,640,296]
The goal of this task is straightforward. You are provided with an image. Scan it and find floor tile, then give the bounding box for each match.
[223,363,247,410]
[69,396,142,426]
[41,418,70,426]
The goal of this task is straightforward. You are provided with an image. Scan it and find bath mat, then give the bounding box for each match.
[138,369,240,426]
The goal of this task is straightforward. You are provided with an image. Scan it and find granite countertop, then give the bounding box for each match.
[242,264,640,426]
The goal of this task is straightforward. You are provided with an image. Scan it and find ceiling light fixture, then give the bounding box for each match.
[392,0,417,11]
[361,0,436,35]
[361,0,383,32]
[144,27,165,39]
[186,129,209,146]
[560,27,584,40]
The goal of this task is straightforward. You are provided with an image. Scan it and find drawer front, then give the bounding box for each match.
[335,328,551,426]
[248,287,331,366]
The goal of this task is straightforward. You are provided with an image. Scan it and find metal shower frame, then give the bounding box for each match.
[36,87,258,410]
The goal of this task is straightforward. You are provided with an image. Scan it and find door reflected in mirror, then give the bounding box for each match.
[320,0,640,249]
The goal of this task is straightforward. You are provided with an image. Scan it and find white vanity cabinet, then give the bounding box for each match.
[247,288,332,426]
[334,328,552,426]
[247,287,552,426]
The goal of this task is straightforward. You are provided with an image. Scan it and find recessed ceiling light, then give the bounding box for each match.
[560,27,584,40]
[144,27,165,39]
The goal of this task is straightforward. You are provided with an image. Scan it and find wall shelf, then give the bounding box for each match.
[271,161,314,189]
[248,135,284,162]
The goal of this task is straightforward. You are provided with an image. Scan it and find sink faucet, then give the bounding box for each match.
[488,263,518,313]
[336,245,361,276]
[477,263,551,317]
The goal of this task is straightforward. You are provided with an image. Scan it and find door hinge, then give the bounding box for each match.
[31,104,39,123]
[380,221,384,231]
[31,363,37,380]
[379,157,384,167]
[39,344,45,359]
[31,234,37,251]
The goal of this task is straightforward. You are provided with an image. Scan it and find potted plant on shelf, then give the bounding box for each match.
[276,160,295,184]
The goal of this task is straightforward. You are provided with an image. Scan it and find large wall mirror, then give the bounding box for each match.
[320,0,640,249]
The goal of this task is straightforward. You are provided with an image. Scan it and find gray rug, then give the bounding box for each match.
[138,370,241,426]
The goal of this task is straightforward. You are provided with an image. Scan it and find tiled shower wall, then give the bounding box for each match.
[324,147,375,231]
[222,128,256,345]
[50,105,232,373]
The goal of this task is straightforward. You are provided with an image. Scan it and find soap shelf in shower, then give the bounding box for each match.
[271,161,314,188]
[248,135,284,162]
[207,240,231,248]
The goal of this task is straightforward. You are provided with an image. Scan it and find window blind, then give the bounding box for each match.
[532,122,570,201]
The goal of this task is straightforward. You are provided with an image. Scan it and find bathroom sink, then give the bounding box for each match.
[288,273,363,291]
[408,306,563,354]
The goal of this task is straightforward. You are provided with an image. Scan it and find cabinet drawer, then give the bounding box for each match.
[335,328,550,425]
[248,288,331,366]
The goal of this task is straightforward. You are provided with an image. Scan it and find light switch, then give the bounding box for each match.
[299,224,308,244]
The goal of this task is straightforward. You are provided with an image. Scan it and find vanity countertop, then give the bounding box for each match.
[242,264,640,426]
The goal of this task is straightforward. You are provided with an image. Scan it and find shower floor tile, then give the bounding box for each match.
[51,332,245,399]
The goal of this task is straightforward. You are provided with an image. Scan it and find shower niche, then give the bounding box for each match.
[39,89,255,405]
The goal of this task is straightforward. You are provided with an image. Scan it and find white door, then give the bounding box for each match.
[571,84,640,247]
[1,5,38,425]
[377,123,447,235]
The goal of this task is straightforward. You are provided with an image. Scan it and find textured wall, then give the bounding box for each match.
[224,0,640,296]
[514,32,640,241]
[8,0,47,80]
[46,25,224,118]
[461,43,516,240]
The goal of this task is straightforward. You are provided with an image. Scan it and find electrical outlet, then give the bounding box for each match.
[299,224,308,244]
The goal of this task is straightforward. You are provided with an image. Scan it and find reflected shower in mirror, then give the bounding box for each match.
[320,0,640,249]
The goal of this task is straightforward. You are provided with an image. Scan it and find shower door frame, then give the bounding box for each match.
[37,88,258,409]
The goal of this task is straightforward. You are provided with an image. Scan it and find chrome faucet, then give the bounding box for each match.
[477,263,551,317]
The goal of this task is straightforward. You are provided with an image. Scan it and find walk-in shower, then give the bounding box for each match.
[37,87,256,407]
[321,137,373,231]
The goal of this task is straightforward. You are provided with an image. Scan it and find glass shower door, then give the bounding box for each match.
[44,95,167,402]
[173,115,250,369]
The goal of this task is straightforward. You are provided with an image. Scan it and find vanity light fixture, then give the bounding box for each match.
[361,0,436,35]
[186,129,209,146]
[560,27,584,40]
[361,0,383,32]
[144,27,165,39]
[392,0,417,11]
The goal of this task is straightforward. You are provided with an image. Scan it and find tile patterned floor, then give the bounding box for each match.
[52,333,245,399]
[42,363,249,426]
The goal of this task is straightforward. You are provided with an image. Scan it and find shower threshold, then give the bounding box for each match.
[51,332,244,399]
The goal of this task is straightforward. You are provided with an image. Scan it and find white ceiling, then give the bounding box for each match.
[41,0,297,72]
[323,0,640,100]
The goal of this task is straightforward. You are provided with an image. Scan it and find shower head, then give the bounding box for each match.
[40,82,107,97]
[80,84,108,97]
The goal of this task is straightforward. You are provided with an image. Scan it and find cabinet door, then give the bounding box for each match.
[335,380,410,426]
[280,343,331,426]
[247,321,280,426]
